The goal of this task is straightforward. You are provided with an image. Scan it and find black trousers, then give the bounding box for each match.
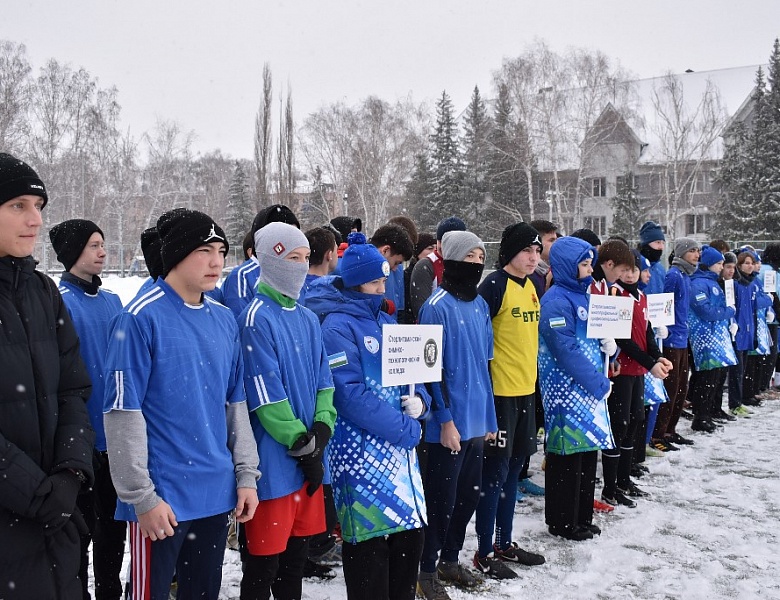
[744,354,763,401]
[240,535,310,600]
[689,367,726,419]
[545,451,597,530]
[342,528,424,600]
[77,451,128,600]
[603,375,644,495]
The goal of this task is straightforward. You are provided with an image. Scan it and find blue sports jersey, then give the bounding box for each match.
[58,277,123,451]
[240,294,334,501]
[384,264,405,315]
[223,258,260,319]
[104,279,246,522]
[418,288,497,442]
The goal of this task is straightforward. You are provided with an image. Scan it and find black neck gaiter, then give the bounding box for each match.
[440,259,484,301]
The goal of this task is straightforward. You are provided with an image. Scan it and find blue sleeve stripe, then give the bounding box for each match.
[238,262,259,298]
[128,288,164,315]
[111,370,125,410]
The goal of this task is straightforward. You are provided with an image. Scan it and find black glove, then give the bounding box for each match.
[297,453,324,497]
[288,422,332,461]
[35,472,81,533]
[311,421,332,457]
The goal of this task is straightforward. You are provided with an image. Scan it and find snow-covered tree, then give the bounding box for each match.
[225,161,252,250]
[461,86,491,234]
[609,172,644,241]
[430,90,462,219]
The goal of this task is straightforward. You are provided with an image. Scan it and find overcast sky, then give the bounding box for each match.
[3,0,779,160]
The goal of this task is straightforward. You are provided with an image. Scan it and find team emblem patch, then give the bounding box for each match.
[696,292,707,302]
[382,261,391,276]
[364,336,380,354]
[712,286,721,296]
[577,306,588,321]
[328,351,348,369]
[273,242,286,256]
[550,317,566,329]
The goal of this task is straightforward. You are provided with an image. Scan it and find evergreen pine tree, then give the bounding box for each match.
[406,152,436,230]
[430,91,463,219]
[225,161,252,255]
[761,38,780,237]
[609,173,644,241]
[461,86,492,237]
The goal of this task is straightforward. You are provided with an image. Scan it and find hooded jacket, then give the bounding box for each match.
[0,256,94,599]
[688,268,737,370]
[733,270,771,352]
[305,276,429,543]
[663,263,693,348]
[538,237,614,455]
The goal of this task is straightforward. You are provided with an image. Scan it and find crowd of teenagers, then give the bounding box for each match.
[2,150,779,600]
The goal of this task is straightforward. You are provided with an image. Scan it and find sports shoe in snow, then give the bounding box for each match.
[593,498,615,513]
[437,561,482,588]
[645,444,664,457]
[417,573,451,600]
[518,477,545,496]
[548,524,593,541]
[731,405,752,417]
[743,397,763,407]
[493,542,545,566]
[580,522,601,535]
[618,482,649,497]
[472,553,518,580]
[668,432,694,445]
[601,491,636,508]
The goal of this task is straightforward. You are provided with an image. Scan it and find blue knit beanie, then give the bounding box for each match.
[639,221,665,245]
[340,232,390,288]
[700,244,724,267]
[436,216,467,241]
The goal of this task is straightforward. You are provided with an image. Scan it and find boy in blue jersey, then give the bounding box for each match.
[104,209,260,600]
[222,204,300,319]
[238,222,336,600]
[417,231,498,600]
[49,219,126,600]
[369,223,414,319]
[137,226,163,295]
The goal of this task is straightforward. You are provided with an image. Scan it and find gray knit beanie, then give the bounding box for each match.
[441,231,485,262]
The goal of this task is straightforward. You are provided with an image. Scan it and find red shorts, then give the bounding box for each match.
[244,483,326,555]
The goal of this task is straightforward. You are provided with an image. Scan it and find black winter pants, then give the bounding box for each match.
[342,528,424,600]
[545,451,597,530]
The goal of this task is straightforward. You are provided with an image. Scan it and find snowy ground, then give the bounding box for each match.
[93,276,780,600]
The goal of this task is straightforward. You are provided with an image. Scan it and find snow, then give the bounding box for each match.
[92,275,780,599]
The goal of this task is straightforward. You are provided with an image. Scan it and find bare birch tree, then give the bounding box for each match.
[254,63,272,207]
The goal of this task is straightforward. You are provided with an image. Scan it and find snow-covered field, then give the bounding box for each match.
[93,276,780,600]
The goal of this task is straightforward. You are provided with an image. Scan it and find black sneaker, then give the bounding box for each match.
[691,418,716,433]
[472,553,518,580]
[668,432,694,445]
[618,482,649,497]
[302,559,336,580]
[493,542,545,566]
[661,438,680,451]
[602,491,637,508]
[681,409,694,420]
[417,573,451,600]
[548,524,593,541]
[743,397,763,407]
[630,465,646,478]
[580,523,601,536]
[437,561,482,588]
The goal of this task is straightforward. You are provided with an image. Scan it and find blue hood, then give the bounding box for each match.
[549,236,597,292]
[304,274,382,323]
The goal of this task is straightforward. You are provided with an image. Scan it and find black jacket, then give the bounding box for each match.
[0,255,94,599]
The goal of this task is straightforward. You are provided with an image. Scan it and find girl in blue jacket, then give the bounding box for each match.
[538,236,613,542]
[306,235,430,600]
[687,246,737,433]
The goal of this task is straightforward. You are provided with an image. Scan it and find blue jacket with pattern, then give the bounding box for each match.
[538,237,614,455]
[688,269,737,370]
[305,276,429,543]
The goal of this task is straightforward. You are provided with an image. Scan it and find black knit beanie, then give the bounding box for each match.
[140,226,164,280]
[157,208,229,276]
[0,153,48,208]
[498,222,543,267]
[49,219,103,271]
[251,205,300,252]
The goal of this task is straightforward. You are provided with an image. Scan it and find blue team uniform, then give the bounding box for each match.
[104,279,246,522]
[223,258,261,319]
[58,275,123,451]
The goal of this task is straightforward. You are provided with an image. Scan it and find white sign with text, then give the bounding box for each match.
[586,295,634,339]
[725,279,736,308]
[647,293,676,327]
[764,269,777,293]
[381,324,443,387]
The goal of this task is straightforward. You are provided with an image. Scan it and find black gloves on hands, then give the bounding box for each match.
[35,471,81,534]
[288,421,332,497]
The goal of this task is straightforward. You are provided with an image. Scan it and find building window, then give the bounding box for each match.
[583,216,607,237]
[591,177,606,197]
[685,213,712,235]
[690,172,709,194]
